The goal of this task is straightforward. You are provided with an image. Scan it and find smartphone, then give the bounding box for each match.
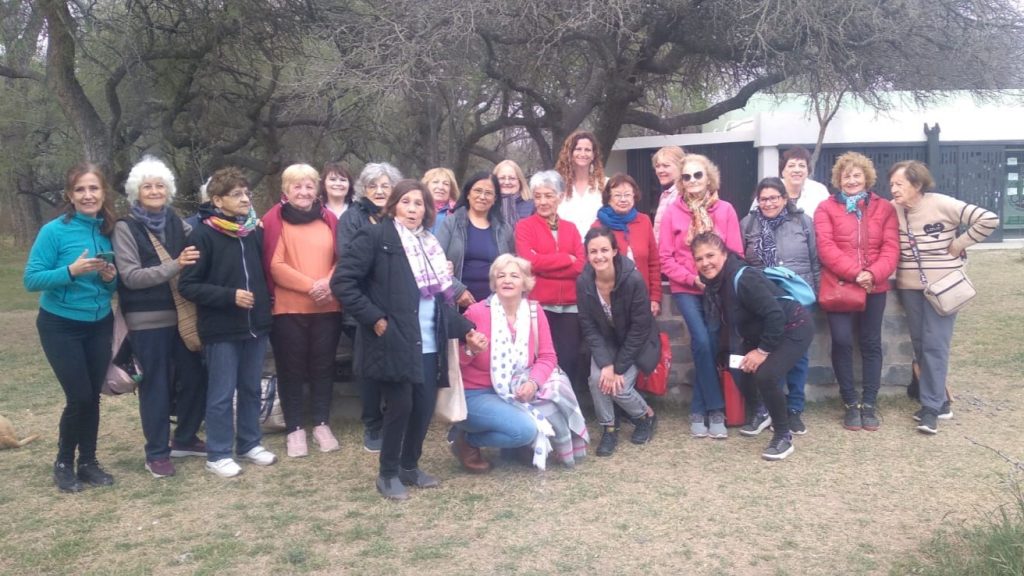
[95,252,115,263]
[728,354,744,369]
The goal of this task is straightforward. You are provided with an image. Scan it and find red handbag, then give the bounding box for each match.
[720,368,746,426]
[636,332,671,396]
[818,269,867,312]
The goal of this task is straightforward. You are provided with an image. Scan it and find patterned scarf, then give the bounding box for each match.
[844,192,868,220]
[205,207,258,237]
[130,203,168,238]
[755,206,789,267]
[684,189,718,243]
[393,220,455,302]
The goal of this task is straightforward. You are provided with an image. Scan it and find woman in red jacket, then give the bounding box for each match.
[514,170,585,389]
[814,152,899,432]
[593,173,661,315]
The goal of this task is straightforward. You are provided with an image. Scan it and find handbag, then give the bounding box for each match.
[818,269,867,312]
[103,304,142,395]
[434,339,468,423]
[903,208,977,316]
[636,332,670,396]
[147,230,202,352]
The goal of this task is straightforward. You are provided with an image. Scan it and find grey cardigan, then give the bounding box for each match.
[740,206,820,292]
[436,207,515,298]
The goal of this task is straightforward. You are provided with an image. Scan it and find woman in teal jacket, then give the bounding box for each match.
[24,163,119,493]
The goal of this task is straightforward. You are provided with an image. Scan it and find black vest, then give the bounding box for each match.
[116,214,186,314]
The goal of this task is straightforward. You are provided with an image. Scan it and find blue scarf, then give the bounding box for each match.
[596,205,637,231]
[130,203,168,238]
[844,192,868,220]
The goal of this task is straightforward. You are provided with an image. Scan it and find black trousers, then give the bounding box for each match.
[370,352,438,478]
[36,308,113,465]
[129,326,206,460]
[827,291,887,406]
[545,310,581,386]
[270,312,344,431]
[735,318,814,437]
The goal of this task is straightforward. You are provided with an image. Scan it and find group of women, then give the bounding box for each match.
[26,133,998,497]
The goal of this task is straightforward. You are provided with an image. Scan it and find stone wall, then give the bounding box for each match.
[656,279,913,405]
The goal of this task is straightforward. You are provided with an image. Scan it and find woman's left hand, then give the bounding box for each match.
[740,349,768,373]
[650,301,661,316]
[855,270,874,291]
[466,329,488,353]
[514,379,537,403]
[599,365,624,395]
[309,278,333,305]
[99,263,117,282]
[456,290,475,308]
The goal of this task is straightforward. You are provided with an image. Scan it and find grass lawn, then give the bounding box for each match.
[0,247,1021,576]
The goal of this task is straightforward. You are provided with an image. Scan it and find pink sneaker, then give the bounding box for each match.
[286,429,308,458]
[312,424,340,453]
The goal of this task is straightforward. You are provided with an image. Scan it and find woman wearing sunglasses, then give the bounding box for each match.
[659,154,742,439]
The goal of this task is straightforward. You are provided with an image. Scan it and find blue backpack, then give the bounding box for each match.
[734,265,816,308]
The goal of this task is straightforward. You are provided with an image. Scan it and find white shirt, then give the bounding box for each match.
[558,186,603,238]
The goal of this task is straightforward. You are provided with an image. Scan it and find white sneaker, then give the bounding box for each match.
[206,458,242,478]
[240,445,277,466]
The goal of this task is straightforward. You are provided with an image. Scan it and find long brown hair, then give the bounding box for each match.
[555,131,605,200]
[63,163,116,236]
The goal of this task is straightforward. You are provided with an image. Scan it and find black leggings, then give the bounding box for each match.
[270,312,344,430]
[370,352,438,478]
[36,309,113,465]
[735,319,814,436]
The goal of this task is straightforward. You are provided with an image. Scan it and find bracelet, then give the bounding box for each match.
[756,348,770,356]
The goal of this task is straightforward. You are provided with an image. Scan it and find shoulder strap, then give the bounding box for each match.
[529,300,539,362]
[732,266,748,294]
[902,208,930,287]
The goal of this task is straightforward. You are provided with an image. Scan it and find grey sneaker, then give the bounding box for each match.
[762,433,795,461]
[363,428,383,453]
[843,403,862,431]
[913,403,953,421]
[861,404,880,431]
[740,408,772,437]
[708,411,728,439]
[690,413,709,438]
[916,408,939,435]
[398,468,440,489]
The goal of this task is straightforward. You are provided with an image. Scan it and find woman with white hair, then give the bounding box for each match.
[514,170,585,391]
[112,156,207,478]
[335,161,403,453]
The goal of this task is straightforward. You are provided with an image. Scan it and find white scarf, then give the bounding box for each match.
[488,294,556,468]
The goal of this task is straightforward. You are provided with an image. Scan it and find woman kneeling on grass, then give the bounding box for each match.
[691,232,813,461]
[453,254,590,472]
[577,227,660,457]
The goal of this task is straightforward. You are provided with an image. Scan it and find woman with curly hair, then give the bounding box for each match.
[555,131,606,238]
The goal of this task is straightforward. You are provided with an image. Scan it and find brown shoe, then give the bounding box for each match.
[451,429,492,474]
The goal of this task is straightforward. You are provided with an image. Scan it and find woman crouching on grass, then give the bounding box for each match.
[691,232,813,461]
[577,227,660,457]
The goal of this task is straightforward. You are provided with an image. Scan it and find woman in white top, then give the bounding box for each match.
[555,130,607,237]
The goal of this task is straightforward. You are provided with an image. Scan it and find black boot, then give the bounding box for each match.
[596,426,618,457]
[54,462,84,493]
[77,461,114,487]
[631,413,658,445]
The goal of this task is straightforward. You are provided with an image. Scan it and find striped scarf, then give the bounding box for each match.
[205,207,258,237]
[393,220,455,302]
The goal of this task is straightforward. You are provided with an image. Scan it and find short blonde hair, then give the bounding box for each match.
[493,160,532,201]
[651,146,685,170]
[831,152,877,191]
[489,254,536,293]
[281,164,320,196]
[680,154,721,194]
[421,167,460,203]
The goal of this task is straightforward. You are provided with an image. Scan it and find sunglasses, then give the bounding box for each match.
[680,171,704,182]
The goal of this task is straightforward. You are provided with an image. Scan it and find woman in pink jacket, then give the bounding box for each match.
[658,154,742,439]
[814,152,899,432]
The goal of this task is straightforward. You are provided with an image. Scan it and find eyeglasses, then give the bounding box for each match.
[757,195,783,204]
[611,193,634,200]
[680,171,704,182]
[497,176,518,182]
[224,189,252,200]
[471,188,495,198]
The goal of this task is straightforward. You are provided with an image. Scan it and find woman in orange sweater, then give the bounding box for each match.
[265,164,343,458]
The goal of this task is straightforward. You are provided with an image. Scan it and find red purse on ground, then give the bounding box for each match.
[636,332,671,396]
[720,368,746,426]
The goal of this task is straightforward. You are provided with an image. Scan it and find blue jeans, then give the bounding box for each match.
[204,335,269,462]
[671,293,723,414]
[784,353,809,413]
[460,388,537,449]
